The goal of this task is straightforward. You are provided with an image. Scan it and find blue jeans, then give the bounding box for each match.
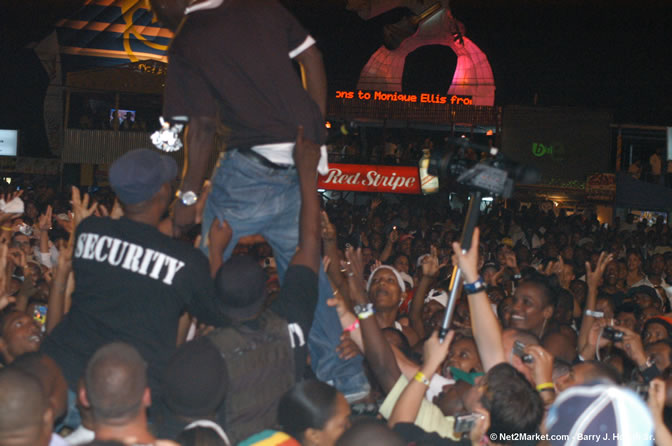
[201,150,369,399]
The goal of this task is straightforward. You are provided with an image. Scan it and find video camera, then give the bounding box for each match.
[420,137,540,198]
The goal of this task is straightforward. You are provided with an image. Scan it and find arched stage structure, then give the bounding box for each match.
[355,4,496,106]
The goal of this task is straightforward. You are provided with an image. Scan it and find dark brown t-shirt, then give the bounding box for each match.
[163,0,325,148]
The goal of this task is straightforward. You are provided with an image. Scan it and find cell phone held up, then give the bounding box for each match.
[513,340,534,364]
[454,413,480,433]
[602,326,624,342]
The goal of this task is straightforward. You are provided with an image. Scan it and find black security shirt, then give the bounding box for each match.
[42,217,223,393]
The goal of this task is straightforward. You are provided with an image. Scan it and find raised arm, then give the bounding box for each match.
[452,227,506,371]
[173,116,216,236]
[290,126,321,272]
[343,246,401,393]
[409,246,440,340]
[294,45,326,118]
[46,243,73,334]
[577,252,613,354]
[388,330,453,426]
[321,212,347,294]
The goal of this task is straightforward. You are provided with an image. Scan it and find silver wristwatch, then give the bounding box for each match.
[176,190,198,206]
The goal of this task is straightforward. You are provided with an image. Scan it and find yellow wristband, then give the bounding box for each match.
[1,226,13,231]
[536,382,555,392]
[414,371,430,387]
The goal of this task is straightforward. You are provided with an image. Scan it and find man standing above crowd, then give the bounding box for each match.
[150,0,370,400]
[42,149,224,420]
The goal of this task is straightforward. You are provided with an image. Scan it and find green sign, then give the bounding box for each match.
[532,142,566,161]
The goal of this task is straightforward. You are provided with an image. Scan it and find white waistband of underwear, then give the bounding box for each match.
[251,142,329,175]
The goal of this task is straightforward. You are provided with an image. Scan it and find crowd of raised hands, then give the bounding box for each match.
[5,176,672,444]
[311,195,672,444]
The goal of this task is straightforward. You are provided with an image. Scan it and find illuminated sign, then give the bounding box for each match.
[318,164,421,194]
[532,142,566,161]
[0,130,18,157]
[586,173,616,202]
[334,90,473,105]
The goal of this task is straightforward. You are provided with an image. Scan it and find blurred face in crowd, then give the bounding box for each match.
[455,299,471,330]
[646,342,672,372]
[25,202,39,220]
[369,269,404,311]
[617,261,627,281]
[413,239,428,260]
[569,280,587,307]
[498,296,513,328]
[434,381,471,416]
[643,322,669,345]
[371,216,384,234]
[427,310,445,334]
[305,393,350,446]
[482,266,498,287]
[370,233,384,251]
[627,252,642,272]
[595,297,615,321]
[561,245,574,263]
[393,255,409,274]
[640,306,662,325]
[12,233,32,256]
[361,247,373,266]
[422,300,445,328]
[665,258,672,281]
[399,237,412,257]
[650,254,665,276]
[496,245,513,267]
[634,292,660,311]
[445,338,483,374]
[0,311,43,362]
[510,282,553,336]
[615,311,637,332]
[603,261,619,287]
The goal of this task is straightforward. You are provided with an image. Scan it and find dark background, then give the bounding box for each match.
[1,0,671,157]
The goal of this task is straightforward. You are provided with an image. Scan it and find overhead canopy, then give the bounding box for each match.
[66,60,165,94]
[56,0,171,71]
[615,173,672,212]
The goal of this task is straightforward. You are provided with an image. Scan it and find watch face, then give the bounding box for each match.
[180,191,198,206]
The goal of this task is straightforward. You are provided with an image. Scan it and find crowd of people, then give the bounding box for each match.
[3,0,672,445]
[3,164,672,445]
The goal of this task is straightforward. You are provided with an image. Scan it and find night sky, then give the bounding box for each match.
[284,0,672,123]
[1,0,671,156]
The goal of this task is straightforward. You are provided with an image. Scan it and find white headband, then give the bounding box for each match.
[367,265,406,293]
[184,419,230,445]
[424,288,448,307]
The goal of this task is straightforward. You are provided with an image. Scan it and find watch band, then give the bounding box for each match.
[463,276,486,295]
[354,303,375,320]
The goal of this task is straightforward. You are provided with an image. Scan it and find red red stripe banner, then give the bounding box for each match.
[318,164,421,194]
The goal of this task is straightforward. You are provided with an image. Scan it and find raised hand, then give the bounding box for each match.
[421,245,441,279]
[451,227,480,283]
[37,205,53,232]
[524,344,554,386]
[388,228,399,244]
[321,211,337,244]
[504,251,519,273]
[70,186,98,228]
[585,251,614,289]
[336,332,362,360]
[423,330,454,373]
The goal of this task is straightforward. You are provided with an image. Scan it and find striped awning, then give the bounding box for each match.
[56,0,172,71]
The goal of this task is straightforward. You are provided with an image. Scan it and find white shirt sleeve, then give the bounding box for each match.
[289,35,316,59]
